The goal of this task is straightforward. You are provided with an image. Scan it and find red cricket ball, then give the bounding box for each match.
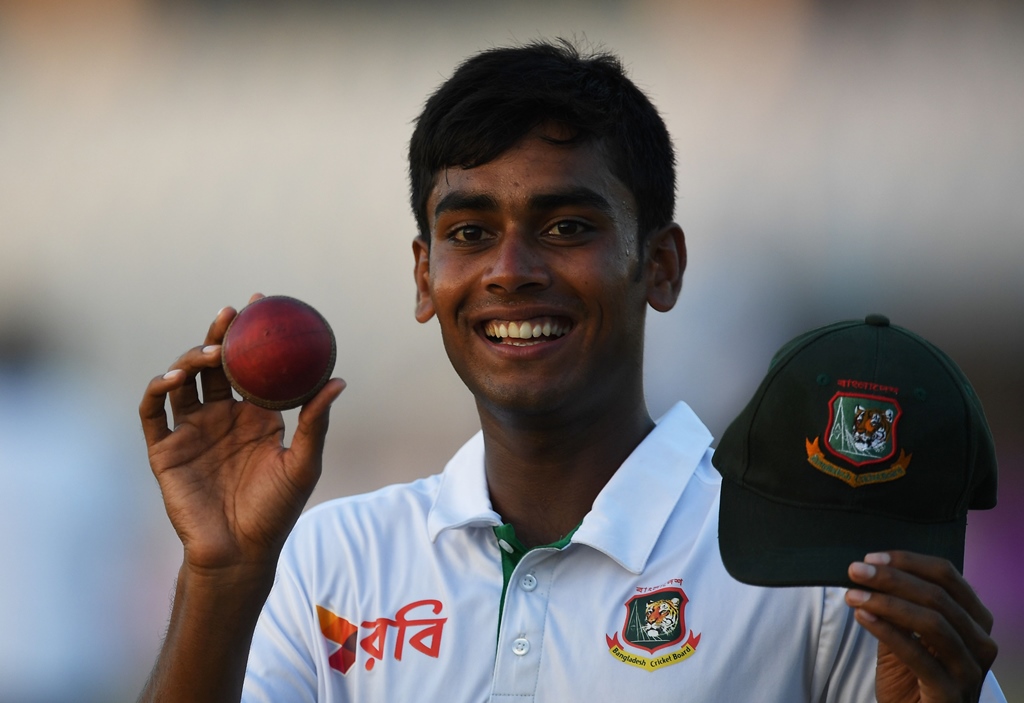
[221,295,336,410]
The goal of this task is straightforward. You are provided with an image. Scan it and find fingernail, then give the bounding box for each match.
[217,306,229,317]
[846,589,871,606]
[203,345,220,354]
[864,552,891,566]
[857,609,878,623]
[163,370,183,380]
[850,562,876,579]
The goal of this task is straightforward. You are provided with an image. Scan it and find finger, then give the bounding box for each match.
[847,584,970,667]
[248,291,265,305]
[848,553,996,660]
[290,378,346,471]
[873,551,995,635]
[846,556,997,688]
[200,307,236,404]
[198,345,234,403]
[203,306,237,346]
[166,344,225,423]
[140,369,187,447]
[850,606,959,694]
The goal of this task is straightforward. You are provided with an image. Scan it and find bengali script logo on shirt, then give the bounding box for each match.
[317,599,447,674]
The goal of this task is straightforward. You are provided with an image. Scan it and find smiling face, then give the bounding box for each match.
[413,128,684,421]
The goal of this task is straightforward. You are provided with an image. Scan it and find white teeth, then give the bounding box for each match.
[484,316,570,343]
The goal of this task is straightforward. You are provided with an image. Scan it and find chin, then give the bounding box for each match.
[471,381,575,419]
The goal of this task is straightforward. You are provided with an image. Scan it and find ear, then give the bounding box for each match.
[645,223,686,313]
[412,237,435,323]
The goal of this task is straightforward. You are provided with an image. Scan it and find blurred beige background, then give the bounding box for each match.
[1,0,1021,700]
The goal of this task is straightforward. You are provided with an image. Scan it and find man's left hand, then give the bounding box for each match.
[845,551,998,703]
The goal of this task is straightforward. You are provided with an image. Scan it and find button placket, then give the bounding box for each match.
[491,552,557,697]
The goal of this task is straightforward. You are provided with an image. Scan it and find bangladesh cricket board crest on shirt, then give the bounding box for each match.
[606,580,701,671]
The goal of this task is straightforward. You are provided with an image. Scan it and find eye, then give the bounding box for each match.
[546,220,588,237]
[449,225,490,243]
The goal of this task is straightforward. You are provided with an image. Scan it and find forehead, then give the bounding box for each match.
[425,132,637,228]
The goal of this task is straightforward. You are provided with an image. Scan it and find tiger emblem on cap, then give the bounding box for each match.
[852,406,895,453]
[641,597,681,639]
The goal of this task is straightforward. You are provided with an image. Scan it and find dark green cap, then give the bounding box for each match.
[712,315,998,588]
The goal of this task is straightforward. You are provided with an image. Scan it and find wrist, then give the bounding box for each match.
[176,559,278,620]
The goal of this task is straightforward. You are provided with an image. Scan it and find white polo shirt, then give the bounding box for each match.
[243,401,1005,702]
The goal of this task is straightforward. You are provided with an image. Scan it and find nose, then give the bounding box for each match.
[482,231,550,294]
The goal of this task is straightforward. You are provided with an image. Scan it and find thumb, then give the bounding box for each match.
[291,378,346,468]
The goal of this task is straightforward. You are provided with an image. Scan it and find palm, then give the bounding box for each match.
[150,397,315,571]
[876,644,924,703]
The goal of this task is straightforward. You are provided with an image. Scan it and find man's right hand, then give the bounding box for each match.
[138,297,346,578]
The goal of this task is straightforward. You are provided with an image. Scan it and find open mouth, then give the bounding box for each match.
[482,316,572,347]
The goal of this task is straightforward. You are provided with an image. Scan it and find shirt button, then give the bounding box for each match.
[520,574,538,592]
[512,638,530,656]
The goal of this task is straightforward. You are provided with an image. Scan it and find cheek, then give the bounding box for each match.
[427,281,458,321]
[426,259,468,310]
[575,244,640,290]
[593,260,649,312]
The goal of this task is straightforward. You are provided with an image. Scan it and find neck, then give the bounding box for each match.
[478,392,655,548]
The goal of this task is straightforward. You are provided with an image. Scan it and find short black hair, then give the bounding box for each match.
[408,39,676,244]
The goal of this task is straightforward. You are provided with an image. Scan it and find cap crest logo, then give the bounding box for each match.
[804,386,913,488]
[826,392,900,466]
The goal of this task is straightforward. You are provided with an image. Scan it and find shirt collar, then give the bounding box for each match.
[572,401,713,573]
[426,401,713,567]
[427,431,502,540]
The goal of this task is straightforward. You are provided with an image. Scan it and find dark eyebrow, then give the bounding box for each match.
[528,187,615,217]
[433,192,499,220]
[433,186,617,222]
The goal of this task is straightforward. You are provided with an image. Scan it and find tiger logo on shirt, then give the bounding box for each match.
[608,583,701,666]
[641,597,681,639]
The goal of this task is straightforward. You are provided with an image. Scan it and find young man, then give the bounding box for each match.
[138,41,1001,702]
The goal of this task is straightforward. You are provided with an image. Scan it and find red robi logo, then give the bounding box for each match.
[317,600,447,674]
